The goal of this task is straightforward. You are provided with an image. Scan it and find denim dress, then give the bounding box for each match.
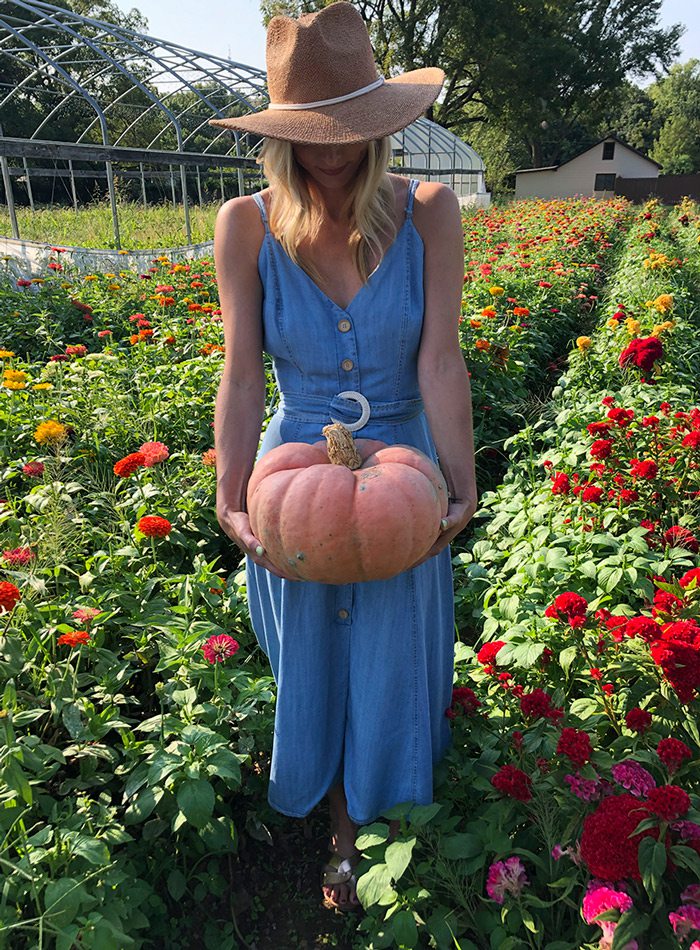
[245,178,455,826]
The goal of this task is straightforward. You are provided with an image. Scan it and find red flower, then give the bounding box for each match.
[652,589,684,618]
[625,616,661,642]
[491,764,532,802]
[202,633,239,664]
[557,727,592,767]
[680,568,700,589]
[137,515,172,538]
[657,738,693,773]
[630,458,659,479]
[22,461,44,478]
[625,707,652,733]
[477,641,505,665]
[0,581,21,613]
[581,484,604,503]
[447,686,482,718]
[590,439,613,459]
[551,472,570,495]
[682,431,700,451]
[607,407,635,427]
[520,688,563,723]
[619,336,663,374]
[545,592,588,628]
[647,785,690,822]
[664,526,699,552]
[580,794,656,880]
[587,421,613,436]
[57,629,90,647]
[113,452,146,478]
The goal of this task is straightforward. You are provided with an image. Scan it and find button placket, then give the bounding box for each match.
[334,586,353,625]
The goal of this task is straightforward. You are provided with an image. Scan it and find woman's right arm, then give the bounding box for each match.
[213,196,297,580]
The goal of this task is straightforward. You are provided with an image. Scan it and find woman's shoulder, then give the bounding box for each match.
[409,179,461,243]
[213,190,269,260]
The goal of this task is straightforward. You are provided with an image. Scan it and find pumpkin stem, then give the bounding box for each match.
[322,422,362,470]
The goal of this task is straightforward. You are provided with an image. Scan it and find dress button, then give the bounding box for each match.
[341,358,354,371]
[338,609,349,619]
[338,319,351,332]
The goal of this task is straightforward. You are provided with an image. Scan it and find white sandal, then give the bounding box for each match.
[320,851,362,913]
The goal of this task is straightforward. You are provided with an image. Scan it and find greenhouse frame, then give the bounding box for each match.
[0,0,489,253]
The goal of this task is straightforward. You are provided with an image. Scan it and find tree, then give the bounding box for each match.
[648,60,700,173]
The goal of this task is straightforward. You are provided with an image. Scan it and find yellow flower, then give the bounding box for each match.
[607,318,620,329]
[651,321,675,337]
[173,263,187,273]
[32,382,54,391]
[84,274,98,281]
[3,369,28,383]
[652,294,674,313]
[625,318,641,337]
[118,250,129,255]
[119,271,131,278]
[0,349,15,358]
[60,282,73,289]
[108,284,120,291]
[31,278,45,284]
[3,379,26,390]
[34,420,68,444]
[576,336,592,351]
[488,285,505,296]
[104,273,116,279]
[509,324,522,333]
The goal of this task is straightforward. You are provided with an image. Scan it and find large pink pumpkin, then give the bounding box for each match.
[246,423,448,583]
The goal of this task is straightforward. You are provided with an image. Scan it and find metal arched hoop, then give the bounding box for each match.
[330,390,371,432]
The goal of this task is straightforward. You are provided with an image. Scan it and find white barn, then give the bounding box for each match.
[515,135,661,200]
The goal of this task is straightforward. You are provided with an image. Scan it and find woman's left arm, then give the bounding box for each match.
[412,181,478,564]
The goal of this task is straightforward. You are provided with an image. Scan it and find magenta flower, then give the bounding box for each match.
[486,856,529,904]
[583,880,636,948]
[564,772,608,802]
[2,546,35,566]
[669,905,700,941]
[202,634,240,664]
[611,760,657,798]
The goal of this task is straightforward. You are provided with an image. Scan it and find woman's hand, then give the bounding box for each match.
[407,495,478,570]
[217,504,301,581]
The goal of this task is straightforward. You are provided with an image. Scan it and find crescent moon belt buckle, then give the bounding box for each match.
[330,390,371,432]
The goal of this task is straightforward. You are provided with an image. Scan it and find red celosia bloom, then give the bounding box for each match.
[477,641,505,665]
[602,396,616,407]
[202,633,239,664]
[619,488,639,504]
[619,336,663,373]
[653,589,684,617]
[589,668,602,680]
[446,686,482,718]
[590,439,613,459]
[625,707,652,733]
[545,592,588,628]
[682,431,700,450]
[664,526,699,552]
[607,407,635,427]
[680,568,700,589]
[630,458,659,479]
[587,421,613,436]
[520,688,563,723]
[491,764,532,802]
[557,727,592,767]
[647,785,690,822]
[57,629,90,647]
[651,638,700,705]
[22,461,44,477]
[113,452,146,478]
[137,515,172,538]
[657,738,693,773]
[0,580,21,613]
[582,484,604,503]
[602,683,614,695]
[580,794,656,880]
[2,547,35,566]
[551,471,570,494]
[642,415,660,428]
[625,616,661,642]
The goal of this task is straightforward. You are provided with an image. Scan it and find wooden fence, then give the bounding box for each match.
[615,174,700,203]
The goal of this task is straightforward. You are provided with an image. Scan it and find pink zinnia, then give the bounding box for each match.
[72,606,101,624]
[2,546,35,566]
[486,856,529,904]
[139,440,170,467]
[22,461,44,478]
[202,633,240,664]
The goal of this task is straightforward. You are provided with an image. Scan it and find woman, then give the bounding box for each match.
[209,1,477,913]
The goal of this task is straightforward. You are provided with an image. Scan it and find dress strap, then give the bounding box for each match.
[252,192,270,234]
[405,178,419,218]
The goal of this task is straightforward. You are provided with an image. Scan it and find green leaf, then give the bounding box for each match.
[176,778,215,829]
[408,802,442,826]
[391,909,418,948]
[385,837,416,882]
[356,822,390,849]
[70,834,110,866]
[2,756,33,805]
[356,862,393,906]
[559,645,578,676]
[167,868,187,901]
[611,911,651,949]
[123,786,160,826]
[439,833,482,860]
[639,837,666,900]
[43,878,82,928]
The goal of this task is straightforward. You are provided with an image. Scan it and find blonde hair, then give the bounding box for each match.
[256,137,396,287]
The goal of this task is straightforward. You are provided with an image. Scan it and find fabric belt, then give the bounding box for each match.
[278,391,424,431]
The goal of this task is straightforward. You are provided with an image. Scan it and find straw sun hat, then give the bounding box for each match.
[208,1,445,144]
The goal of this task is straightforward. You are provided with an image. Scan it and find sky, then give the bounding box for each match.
[113,0,699,75]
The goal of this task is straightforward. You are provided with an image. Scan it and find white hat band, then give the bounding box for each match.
[267,76,385,111]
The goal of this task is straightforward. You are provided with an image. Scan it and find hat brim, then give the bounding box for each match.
[208,67,444,144]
